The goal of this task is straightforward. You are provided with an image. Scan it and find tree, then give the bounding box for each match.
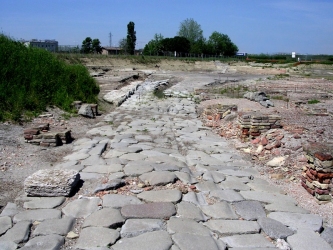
[161,36,190,54]
[207,32,238,56]
[177,18,204,45]
[143,33,164,56]
[92,39,102,54]
[119,38,127,53]
[81,37,92,53]
[126,21,136,55]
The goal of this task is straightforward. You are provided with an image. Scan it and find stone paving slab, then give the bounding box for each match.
[33,216,75,236]
[257,217,294,240]
[201,202,238,219]
[13,209,61,223]
[0,241,17,250]
[172,233,226,250]
[75,227,119,249]
[0,216,12,235]
[0,220,30,243]
[209,189,244,203]
[167,217,212,236]
[120,219,165,238]
[0,203,20,217]
[62,197,101,219]
[112,231,172,250]
[23,197,65,209]
[233,200,266,220]
[82,207,124,228]
[20,234,64,250]
[139,171,177,186]
[287,228,333,250]
[102,194,143,208]
[121,202,176,219]
[204,220,260,235]
[176,201,208,222]
[82,164,123,174]
[137,190,182,203]
[221,234,276,248]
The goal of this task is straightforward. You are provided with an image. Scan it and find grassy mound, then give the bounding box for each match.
[0,35,100,121]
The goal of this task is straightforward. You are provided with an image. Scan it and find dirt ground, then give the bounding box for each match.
[1,59,333,226]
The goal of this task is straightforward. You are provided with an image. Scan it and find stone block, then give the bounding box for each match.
[24,169,80,197]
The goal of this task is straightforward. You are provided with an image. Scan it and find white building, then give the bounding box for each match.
[24,39,58,52]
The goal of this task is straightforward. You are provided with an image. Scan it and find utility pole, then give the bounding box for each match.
[109,32,112,47]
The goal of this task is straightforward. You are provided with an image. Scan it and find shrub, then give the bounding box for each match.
[0,35,99,121]
[308,99,320,104]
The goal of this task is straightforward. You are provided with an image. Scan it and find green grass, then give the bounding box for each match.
[308,99,320,104]
[0,35,100,121]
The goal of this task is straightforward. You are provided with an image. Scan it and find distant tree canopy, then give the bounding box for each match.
[143,18,239,56]
[81,37,102,54]
[126,21,136,55]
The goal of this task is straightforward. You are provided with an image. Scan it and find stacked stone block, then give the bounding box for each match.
[24,123,72,147]
[238,112,282,140]
[301,142,333,203]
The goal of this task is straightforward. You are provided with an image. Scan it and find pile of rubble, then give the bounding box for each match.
[302,142,333,203]
[201,104,238,127]
[243,91,274,108]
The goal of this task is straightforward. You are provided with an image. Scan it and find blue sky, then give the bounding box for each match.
[1,0,332,54]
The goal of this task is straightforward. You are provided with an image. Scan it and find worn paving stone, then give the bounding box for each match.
[108,172,125,180]
[221,234,275,248]
[183,192,208,206]
[80,154,106,166]
[265,202,309,213]
[0,241,17,250]
[234,200,266,220]
[75,227,119,249]
[204,220,260,235]
[102,194,143,208]
[240,190,296,204]
[321,226,333,248]
[137,190,182,203]
[0,216,12,235]
[200,202,238,219]
[82,207,124,228]
[167,217,212,236]
[0,203,20,217]
[63,152,90,161]
[257,217,294,240]
[117,146,143,153]
[33,216,75,236]
[268,212,323,232]
[112,231,172,250]
[174,171,197,185]
[153,163,180,172]
[139,171,177,186]
[0,221,31,243]
[119,153,147,161]
[209,190,244,203]
[219,169,257,177]
[172,232,226,250]
[219,179,251,191]
[202,171,226,183]
[196,181,221,193]
[120,219,165,238]
[123,162,154,176]
[176,201,208,222]
[79,172,103,180]
[23,197,66,209]
[20,234,64,250]
[93,179,125,193]
[82,164,123,174]
[62,198,101,219]
[287,228,333,250]
[247,178,284,193]
[121,202,176,219]
[13,209,61,223]
[88,143,107,155]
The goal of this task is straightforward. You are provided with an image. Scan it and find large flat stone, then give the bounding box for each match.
[123,162,154,176]
[137,190,182,203]
[201,202,238,219]
[82,164,123,174]
[183,191,208,206]
[265,202,309,213]
[240,190,296,204]
[209,190,244,202]
[82,207,124,228]
[288,228,333,250]
[62,197,101,218]
[24,169,80,197]
[321,227,333,248]
[172,233,225,250]
[221,234,275,248]
[167,217,212,236]
[0,203,20,217]
[268,212,323,232]
[102,194,143,208]
[13,209,61,223]
[121,202,176,219]
[204,220,260,235]
[233,200,266,220]
[195,181,221,193]
[33,216,75,236]
[0,221,31,243]
[177,201,208,222]
[23,197,65,209]
[112,231,172,250]
[75,227,119,249]
[120,219,165,238]
[20,234,64,250]
[0,216,12,235]
[258,217,294,240]
[202,171,226,183]
[139,171,177,186]
[0,241,17,250]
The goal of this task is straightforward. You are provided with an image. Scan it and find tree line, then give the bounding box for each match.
[80,18,238,56]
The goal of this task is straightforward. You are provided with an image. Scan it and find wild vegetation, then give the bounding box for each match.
[0,35,100,121]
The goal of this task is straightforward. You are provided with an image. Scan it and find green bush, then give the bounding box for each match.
[0,35,99,121]
[308,99,320,104]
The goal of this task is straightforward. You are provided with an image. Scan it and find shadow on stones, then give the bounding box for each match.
[69,179,84,197]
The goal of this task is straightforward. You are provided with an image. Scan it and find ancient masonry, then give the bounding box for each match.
[302,142,333,203]
[238,112,282,140]
[202,104,238,127]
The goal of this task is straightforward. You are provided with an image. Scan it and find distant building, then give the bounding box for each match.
[24,39,58,52]
[102,46,123,55]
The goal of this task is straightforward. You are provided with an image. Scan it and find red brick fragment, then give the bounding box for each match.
[314,152,333,161]
[24,129,39,135]
[260,137,268,146]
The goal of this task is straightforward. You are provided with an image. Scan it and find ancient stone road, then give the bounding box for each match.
[0,76,333,250]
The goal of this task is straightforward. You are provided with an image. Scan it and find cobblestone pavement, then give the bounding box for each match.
[1,75,333,250]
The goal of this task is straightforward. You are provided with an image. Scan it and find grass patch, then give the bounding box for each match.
[0,35,100,121]
[308,99,320,104]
